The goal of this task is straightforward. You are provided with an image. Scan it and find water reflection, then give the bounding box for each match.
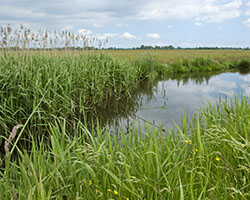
[238,67,250,75]
[87,81,158,128]
[137,71,249,131]
[90,71,250,131]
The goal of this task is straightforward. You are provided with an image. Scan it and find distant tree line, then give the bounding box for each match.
[104,45,250,50]
[135,45,175,50]
[1,45,250,51]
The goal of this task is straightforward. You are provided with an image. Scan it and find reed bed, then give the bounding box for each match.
[0,95,249,199]
[0,25,250,199]
[0,52,249,139]
[0,52,170,142]
[0,24,106,50]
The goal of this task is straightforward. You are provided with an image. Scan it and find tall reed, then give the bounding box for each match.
[0,95,249,199]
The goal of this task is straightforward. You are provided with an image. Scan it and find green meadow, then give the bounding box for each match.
[0,50,250,199]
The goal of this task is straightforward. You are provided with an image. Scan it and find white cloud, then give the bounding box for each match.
[138,0,242,23]
[94,33,118,40]
[94,33,118,41]
[146,33,160,39]
[116,23,128,27]
[77,29,92,35]
[247,1,250,6]
[195,22,202,26]
[0,0,244,30]
[245,10,250,16]
[93,23,105,28]
[243,18,250,27]
[120,32,137,39]
[103,33,118,37]
[239,74,250,82]
[241,84,250,94]
[166,25,172,29]
[62,25,74,30]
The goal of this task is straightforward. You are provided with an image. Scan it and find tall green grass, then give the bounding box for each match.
[168,57,239,73]
[0,52,249,147]
[0,52,165,139]
[1,51,250,199]
[1,96,249,199]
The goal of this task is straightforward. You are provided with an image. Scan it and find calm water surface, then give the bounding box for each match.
[136,71,250,130]
[96,71,250,131]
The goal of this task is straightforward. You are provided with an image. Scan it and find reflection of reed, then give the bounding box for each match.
[165,71,231,87]
[87,72,225,129]
[85,80,159,128]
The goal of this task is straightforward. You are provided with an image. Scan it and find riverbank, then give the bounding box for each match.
[1,52,249,137]
[1,95,250,199]
[0,52,250,199]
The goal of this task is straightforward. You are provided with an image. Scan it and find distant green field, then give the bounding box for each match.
[103,49,250,63]
[2,49,250,63]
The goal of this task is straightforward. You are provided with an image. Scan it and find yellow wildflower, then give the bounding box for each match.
[189,158,193,161]
[89,180,92,185]
[185,139,192,145]
[216,157,220,161]
[114,190,118,195]
[242,144,246,148]
[193,149,198,155]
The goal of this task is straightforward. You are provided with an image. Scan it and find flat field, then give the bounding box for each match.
[103,49,250,62]
[2,49,250,62]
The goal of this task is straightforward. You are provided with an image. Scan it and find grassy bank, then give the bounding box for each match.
[1,95,250,199]
[1,52,250,137]
[0,51,250,199]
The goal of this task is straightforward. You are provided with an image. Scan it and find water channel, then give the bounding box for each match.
[94,70,250,132]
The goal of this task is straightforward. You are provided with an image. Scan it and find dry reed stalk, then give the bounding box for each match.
[4,124,23,158]
[0,24,106,50]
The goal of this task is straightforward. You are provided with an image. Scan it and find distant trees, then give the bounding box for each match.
[135,44,175,50]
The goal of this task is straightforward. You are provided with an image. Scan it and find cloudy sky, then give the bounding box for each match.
[1,0,250,48]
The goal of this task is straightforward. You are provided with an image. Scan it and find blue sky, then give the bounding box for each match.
[0,0,250,48]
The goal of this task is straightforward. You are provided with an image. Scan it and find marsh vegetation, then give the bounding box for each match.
[0,26,250,199]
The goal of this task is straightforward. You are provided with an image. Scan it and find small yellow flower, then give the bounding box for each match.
[242,144,246,148]
[193,149,198,155]
[89,180,92,185]
[114,190,118,195]
[189,158,193,161]
[126,198,129,200]
[185,139,192,145]
[216,157,220,161]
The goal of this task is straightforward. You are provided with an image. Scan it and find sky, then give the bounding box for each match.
[1,0,250,48]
